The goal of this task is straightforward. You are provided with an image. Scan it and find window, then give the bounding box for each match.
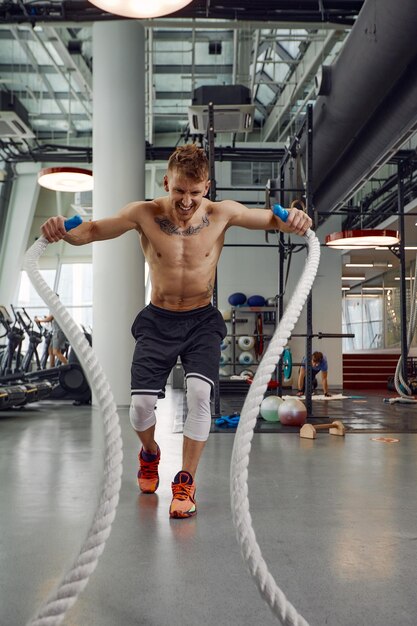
[57,264,92,328]
[17,269,57,318]
[231,161,278,187]
[342,289,402,350]
[17,264,93,332]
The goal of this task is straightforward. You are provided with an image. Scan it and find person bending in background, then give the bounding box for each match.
[297,351,330,397]
[35,313,68,367]
[39,144,311,519]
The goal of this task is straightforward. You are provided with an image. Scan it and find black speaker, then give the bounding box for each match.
[192,85,251,106]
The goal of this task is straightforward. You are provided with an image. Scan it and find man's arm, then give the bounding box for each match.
[321,371,330,395]
[222,200,312,236]
[40,201,144,245]
[297,366,305,395]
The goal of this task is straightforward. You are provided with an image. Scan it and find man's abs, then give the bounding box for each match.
[150,269,215,311]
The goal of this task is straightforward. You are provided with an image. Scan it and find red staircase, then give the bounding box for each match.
[343,352,400,389]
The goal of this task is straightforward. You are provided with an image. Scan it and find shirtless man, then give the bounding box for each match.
[40,144,312,519]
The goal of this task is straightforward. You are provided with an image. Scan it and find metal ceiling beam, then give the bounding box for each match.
[233,28,252,88]
[8,25,79,136]
[262,29,342,141]
[251,30,281,105]
[0,19,360,29]
[249,29,260,100]
[0,63,56,74]
[274,83,316,139]
[153,64,233,74]
[30,113,88,121]
[30,26,92,121]
[5,89,92,100]
[272,40,295,63]
[42,25,93,100]
[152,29,234,42]
[1,142,285,164]
[255,69,281,95]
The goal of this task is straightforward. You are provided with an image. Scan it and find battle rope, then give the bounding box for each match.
[23,216,123,626]
[231,205,320,626]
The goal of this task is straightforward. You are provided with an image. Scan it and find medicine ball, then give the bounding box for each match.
[228,292,247,306]
[247,295,266,307]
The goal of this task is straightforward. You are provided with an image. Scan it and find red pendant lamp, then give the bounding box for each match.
[38,167,93,192]
[325,229,399,250]
[88,0,193,18]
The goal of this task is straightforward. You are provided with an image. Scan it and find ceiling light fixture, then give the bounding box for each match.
[38,167,93,192]
[88,0,193,18]
[345,263,373,268]
[325,229,399,249]
[341,276,366,280]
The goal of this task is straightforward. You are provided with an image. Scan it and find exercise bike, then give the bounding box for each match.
[0,304,91,405]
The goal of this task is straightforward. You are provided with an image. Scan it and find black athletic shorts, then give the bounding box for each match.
[130,303,227,398]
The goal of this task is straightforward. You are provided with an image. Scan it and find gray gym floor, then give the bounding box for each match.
[1,388,417,626]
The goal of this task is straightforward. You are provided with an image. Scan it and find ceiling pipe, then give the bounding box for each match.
[300,0,417,200]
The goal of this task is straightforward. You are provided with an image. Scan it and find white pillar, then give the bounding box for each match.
[0,163,40,305]
[93,21,145,405]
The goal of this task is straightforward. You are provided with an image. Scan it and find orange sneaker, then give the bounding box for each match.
[137,445,160,493]
[169,471,197,518]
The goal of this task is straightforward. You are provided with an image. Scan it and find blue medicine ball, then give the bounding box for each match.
[247,295,266,307]
[228,292,247,306]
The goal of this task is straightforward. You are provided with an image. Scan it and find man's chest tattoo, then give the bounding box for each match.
[155,213,210,236]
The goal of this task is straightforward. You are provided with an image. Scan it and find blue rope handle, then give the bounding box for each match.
[272,203,289,222]
[64,215,83,231]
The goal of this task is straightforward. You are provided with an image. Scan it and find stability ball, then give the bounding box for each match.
[238,335,255,350]
[238,351,254,365]
[220,337,231,351]
[260,395,284,422]
[278,398,307,427]
[219,353,231,366]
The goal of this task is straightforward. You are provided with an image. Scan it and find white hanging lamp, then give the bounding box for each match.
[88,0,193,18]
[325,229,399,250]
[38,167,94,192]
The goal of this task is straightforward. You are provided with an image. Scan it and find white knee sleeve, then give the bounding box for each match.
[129,394,158,432]
[183,377,212,442]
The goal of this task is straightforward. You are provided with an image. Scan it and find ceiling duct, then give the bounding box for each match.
[298,0,417,213]
[314,56,417,215]
[188,85,255,133]
[0,92,34,139]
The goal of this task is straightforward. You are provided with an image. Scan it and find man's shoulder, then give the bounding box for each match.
[206,198,244,219]
[121,197,166,219]
[130,197,165,211]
